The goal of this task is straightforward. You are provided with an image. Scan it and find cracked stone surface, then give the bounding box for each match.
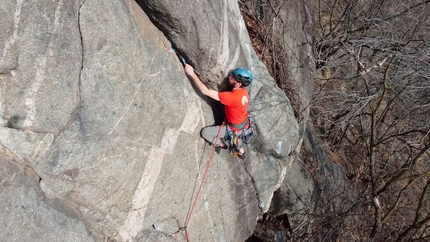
[0,149,94,242]
[0,0,310,241]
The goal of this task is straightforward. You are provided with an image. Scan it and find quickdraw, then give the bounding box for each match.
[167,226,187,237]
[172,46,187,66]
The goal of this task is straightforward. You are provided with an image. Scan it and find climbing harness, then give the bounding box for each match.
[168,123,224,242]
[225,116,255,159]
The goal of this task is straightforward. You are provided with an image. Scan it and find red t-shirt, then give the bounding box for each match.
[218,88,249,124]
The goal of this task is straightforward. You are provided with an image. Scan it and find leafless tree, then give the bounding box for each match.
[241,0,430,241]
[312,0,430,241]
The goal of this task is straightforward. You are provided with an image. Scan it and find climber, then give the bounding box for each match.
[184,64,254,159]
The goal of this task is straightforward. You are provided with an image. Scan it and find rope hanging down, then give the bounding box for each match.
[169,47,223,241]
[169,123,224,242]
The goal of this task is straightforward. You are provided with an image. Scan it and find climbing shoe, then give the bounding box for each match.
[232,150,245,159]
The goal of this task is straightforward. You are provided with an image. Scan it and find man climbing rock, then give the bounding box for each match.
[184,64,253,159]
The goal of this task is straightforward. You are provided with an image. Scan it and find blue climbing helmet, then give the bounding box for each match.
[231,68,253,87]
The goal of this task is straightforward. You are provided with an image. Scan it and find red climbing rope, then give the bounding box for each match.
[184,123,224,242]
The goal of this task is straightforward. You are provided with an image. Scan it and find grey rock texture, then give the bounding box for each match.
[0,148,94,242]
[0,0,331,241]
[260,0,316,219]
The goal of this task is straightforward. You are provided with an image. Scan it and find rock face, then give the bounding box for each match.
[0,149,94,242]
[0,0,325,241]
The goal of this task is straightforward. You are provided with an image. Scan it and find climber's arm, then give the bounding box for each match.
[184,64,220,101]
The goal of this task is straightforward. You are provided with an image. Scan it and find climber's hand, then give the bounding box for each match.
[184,64,196,77]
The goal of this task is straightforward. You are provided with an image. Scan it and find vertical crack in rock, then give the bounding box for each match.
[77,0,86,116]
[53,0,86,144]
[241,157,264,212]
